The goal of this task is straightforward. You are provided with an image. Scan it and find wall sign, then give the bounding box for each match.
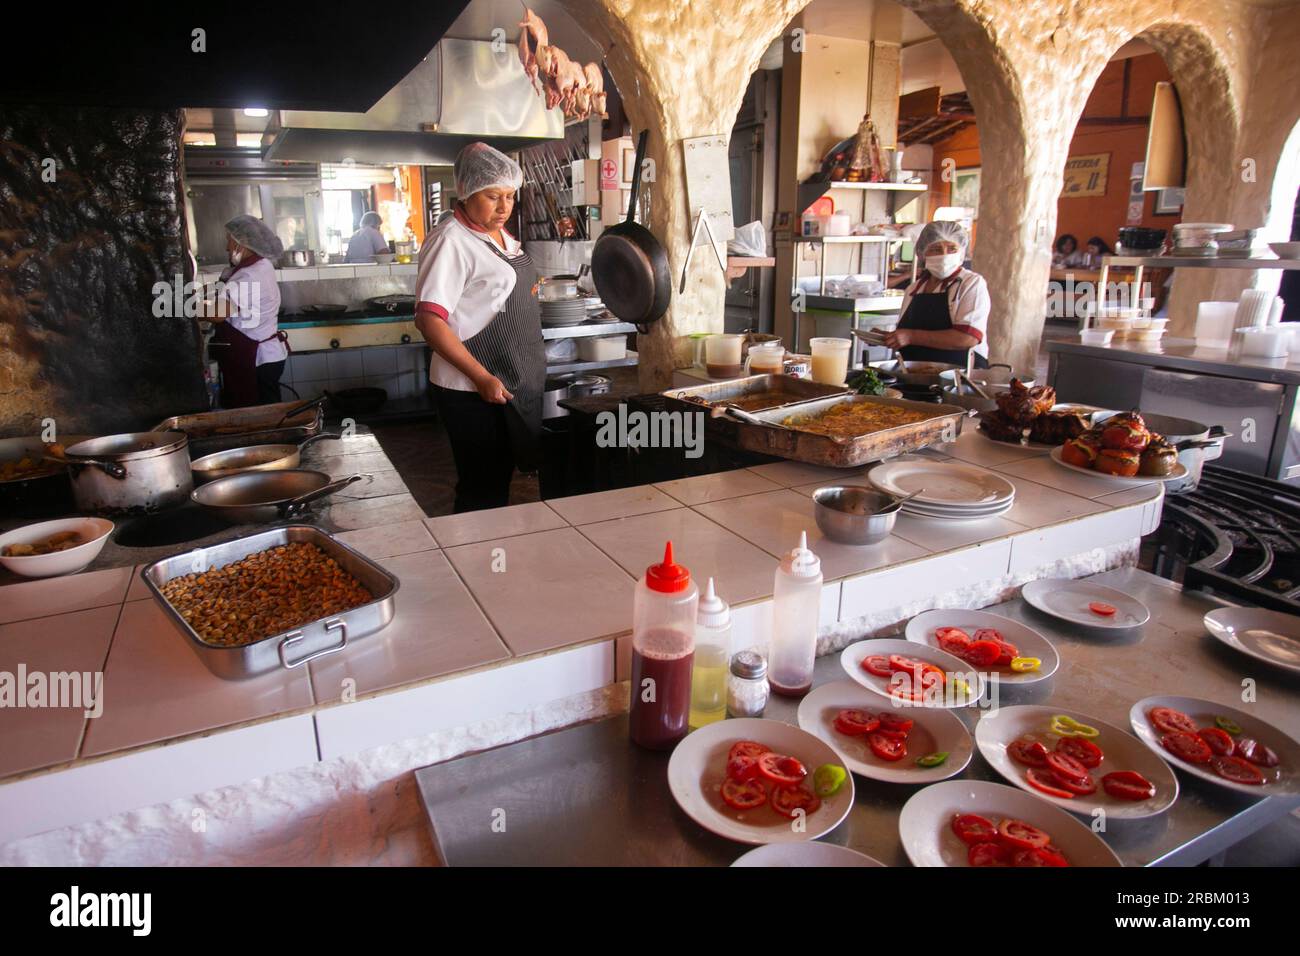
[1062,153,1111,198]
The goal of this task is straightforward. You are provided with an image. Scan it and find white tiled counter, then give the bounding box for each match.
[0,428,1163,848]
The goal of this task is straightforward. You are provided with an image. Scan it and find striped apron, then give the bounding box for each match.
[462,244,546,470]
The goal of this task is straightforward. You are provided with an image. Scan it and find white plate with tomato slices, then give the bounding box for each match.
[797,680,973,784]
[1021,577,1150,630]
[840,638,985,709]
[1129,696,1300,796]
[975,705,1178,819]
[898,779,1123,867]
[667,717,856,845]
[730,841,885,867]
[905,609,1059,685]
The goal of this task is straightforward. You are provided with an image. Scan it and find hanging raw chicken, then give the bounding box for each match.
[583,63,607,118]
[516,7,549,92]
[517,7,605,120]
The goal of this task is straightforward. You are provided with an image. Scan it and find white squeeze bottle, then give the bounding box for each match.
[769,531,822,697]
[689,577,731,729]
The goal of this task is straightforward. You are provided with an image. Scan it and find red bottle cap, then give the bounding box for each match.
[645,541,691,593]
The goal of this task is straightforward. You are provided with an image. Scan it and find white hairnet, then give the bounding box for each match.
[455,142,523,198]
[360,211,383,228]
[225,214,284,259]
[916,220,969,260]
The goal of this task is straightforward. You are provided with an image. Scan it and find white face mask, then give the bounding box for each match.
[925,252,962,279]
[229,247,244,266]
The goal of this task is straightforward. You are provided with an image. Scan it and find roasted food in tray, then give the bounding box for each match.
[994,379,1057,424]
[977,411,1028,443]
[1028,409,1090,445]
[781,400,931,439]
[158,541,373,648]
[1061,410,1173,478]
[979,378,1091,446]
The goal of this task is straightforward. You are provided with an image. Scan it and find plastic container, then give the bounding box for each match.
[809,337,851,386]
[1195,301,1238,347]
[689,577,732,729]
[826,212,852,236]
[704,333,744,379]
[1079,328,1115,346]
[1235,289,1275,329]
[801,212,826,238]
[744,342,785,375]
[1236,326,1290,358]
[768,531,822,697]
[577,335,626,362]
[629,542,699,750]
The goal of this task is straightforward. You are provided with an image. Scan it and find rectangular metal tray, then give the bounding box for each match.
[152,401,324,456]
[141,525,399,681]
[662,375,851,415]
[736,394,965,468]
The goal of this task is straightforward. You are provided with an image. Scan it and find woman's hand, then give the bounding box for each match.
[883,328,914,350]
[473,372,514,404]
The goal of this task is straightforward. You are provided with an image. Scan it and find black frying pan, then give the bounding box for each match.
[590,130,671,332]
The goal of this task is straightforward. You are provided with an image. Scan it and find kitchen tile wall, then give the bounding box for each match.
[282,344,429,402]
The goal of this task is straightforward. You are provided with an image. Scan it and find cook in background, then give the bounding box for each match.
[884,220,991,369]
[345,211,390,263]
[203,215,288,408]
[413,143,545,513]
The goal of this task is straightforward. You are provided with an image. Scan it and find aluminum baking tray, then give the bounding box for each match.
[662,375,851,415]
[141,525,399,680]
[734,394,965,468]
[152,400,324,456]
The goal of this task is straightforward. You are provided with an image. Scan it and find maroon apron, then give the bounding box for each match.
[211,259,289,408]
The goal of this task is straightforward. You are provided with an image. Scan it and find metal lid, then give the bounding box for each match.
[730,650,767,679]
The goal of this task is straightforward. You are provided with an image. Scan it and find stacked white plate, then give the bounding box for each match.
[868,460,1015,520]
[540,297,588,326]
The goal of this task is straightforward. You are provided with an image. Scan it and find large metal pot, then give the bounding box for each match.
[1095,410,1227,493]
[191,469,368,523]
[873,358,966,388]
[190,433,341,483]
[64,432,192,515]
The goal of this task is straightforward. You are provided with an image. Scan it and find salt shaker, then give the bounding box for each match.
[727,650,769,718]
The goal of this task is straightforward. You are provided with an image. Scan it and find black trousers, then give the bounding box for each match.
[256,360,286,405]
[434,385,515,513]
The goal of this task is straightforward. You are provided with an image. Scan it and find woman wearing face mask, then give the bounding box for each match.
[884,220,990,369]
[414,143,544,513]
[204,215,287,407]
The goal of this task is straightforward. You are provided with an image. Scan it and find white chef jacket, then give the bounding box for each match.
[898,267,991,361]
[222,257,286,366]
[415,209,526,391]
[345,225,389,263]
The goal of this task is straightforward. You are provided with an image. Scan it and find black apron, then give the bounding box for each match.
[210,261,290,408]
[897,275,989,369]
[461,244,546,471]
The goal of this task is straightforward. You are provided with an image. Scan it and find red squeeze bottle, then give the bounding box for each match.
[629,542,700,749]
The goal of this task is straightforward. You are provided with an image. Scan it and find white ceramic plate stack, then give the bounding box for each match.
[869,460,1015,520]
[540,297,588,326]
[898,779,1123,867]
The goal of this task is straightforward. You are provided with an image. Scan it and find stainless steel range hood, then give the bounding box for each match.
[263,38,563,165]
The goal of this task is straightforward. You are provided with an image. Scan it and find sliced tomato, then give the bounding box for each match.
[832,709,880,736]
[1197,727,1235,757]
[1148,706,1198,736]
[1056,736,1104,768]
[1026,767,1075,799]
[1009,739,1050,767]
[877,712,914,735]
[992,641,1019,667]
[888,676,925,702]
[1044,751,1090,783]
[935,627,972,656]
[1050,769,1097,795]
[1088,602,1117,617]
[1012,846,1069,867]
[951,813,998,845]
[868,731,908,762]
[770,784,821,818]
[757,752,807,788]
[1212,755,1266,786]
[998,818,1050,850]
[888,654,926,674]
[972,627,1005,643]
[861,655,893,678]
[1102,770,1156,801]
[720,776,767,810]
[726,753,762,782]
[1161,731,1213,765]
[1236,738,1280,768]
[728,741,770,763]
[968,841,1011,867]
[964,639,1002,668]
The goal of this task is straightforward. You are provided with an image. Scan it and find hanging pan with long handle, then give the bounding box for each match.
[590,129,671,333]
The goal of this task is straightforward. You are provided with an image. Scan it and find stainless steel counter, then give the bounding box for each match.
[1047,337,1300,387]
[415,566,1300,866]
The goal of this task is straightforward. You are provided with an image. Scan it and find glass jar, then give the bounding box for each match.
[727,650,769,718]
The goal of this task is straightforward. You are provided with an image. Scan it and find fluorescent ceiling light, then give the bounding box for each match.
[243,107,269,117]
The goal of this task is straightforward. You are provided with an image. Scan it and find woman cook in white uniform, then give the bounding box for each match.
[885,220,991,369]
[205,215,288,407]
[414,143,545,513]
